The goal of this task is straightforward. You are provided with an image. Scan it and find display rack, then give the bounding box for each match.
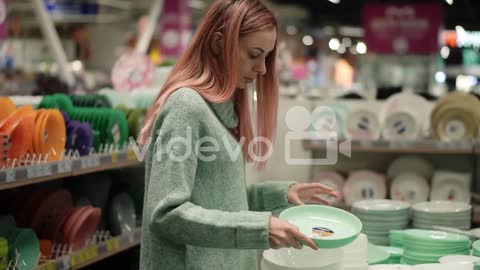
[0,149,143,191]
[303,139,477,155]
[33,228,141,270]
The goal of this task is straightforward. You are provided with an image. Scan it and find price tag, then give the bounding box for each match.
[64,160,72,172]
[127,149,136,161]
[81,158,90,169]
[39,262,56,270]
[92,155,100,167]
[85,246,98,261]
[111,152,118,164]
[35,165,44,177]
[5,168,15,182]
[27,166,36,178]
[389,141,410,149]
[106,238,120,252]
[359,140,373,148]
[70,252,86,267]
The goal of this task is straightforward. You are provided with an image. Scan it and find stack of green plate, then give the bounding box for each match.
[70,94,112,108]
[368,244,390,265]
[473,240,480,256]
[352,200,410,246]
[0,238,7,270]
[389,230,404,247]
[69,108,128,150]
[375,246,403,264]
[401,229,471,265]
[38,94,74,114]
[475,261,480,270]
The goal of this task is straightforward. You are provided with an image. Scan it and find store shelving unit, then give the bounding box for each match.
[303,139,476,155]
[0,149,143,190]
[34,228,142,270]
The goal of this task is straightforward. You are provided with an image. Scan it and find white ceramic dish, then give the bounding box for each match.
[387,156,434,180]
[439,255,480,264]
[344,171,387,206]
[390,173,429,204]
[353,199,410,212]
[109,193,137,236]
[412,201,471,213]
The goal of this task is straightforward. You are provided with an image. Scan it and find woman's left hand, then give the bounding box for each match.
[287,183,340,205]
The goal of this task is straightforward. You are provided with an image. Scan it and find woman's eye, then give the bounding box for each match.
[249,54,259,59]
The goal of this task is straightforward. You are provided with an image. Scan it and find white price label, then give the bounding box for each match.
[64,160,72,172]
[92,155,100,167]
[27,166,36,178]
[5,169,15,182]
[81,158,90,169]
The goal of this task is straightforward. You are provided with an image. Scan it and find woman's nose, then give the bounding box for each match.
[255,60,267,76]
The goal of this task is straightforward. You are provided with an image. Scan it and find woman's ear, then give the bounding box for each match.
[212,32,224,56]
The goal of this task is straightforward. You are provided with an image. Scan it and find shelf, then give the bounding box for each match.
[303,139,476,155]
[0,150,143,191]
[36,228,142,270]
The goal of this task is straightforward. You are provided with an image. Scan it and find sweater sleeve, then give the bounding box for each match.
[145,93,271,250]
[247,181,296,213]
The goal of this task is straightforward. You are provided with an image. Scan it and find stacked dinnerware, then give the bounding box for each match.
[412,201,471,230]
[402,229,471,265]
[352,200,410,246]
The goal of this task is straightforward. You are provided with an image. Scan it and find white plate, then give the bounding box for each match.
[412,201,471,213]
[345,109,381,140]
[382,111,420,141]
[353,199,410,212]
[431,180,470,203]
[390,173,429,204]
[413,263,473,270]
[344,171,387,206]
[387,156,434,180]
[439,255,480,264]
[109,193,137,236]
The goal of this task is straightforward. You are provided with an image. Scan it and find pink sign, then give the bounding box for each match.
[0,0,7,40]
[158,0,191,58]
[363,3,442,54]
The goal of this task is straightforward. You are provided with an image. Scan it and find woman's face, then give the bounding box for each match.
[236,27,277,89]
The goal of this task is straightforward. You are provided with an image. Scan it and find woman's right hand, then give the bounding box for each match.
[268,216,319,250]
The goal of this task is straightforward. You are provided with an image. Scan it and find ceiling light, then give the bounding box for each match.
[303,35,314,46]
[329,38,340,50]
[356,42,367,54]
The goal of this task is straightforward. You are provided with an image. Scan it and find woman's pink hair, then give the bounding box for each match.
[138,0,278,169]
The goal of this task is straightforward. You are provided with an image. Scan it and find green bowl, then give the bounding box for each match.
[279,205,362,249]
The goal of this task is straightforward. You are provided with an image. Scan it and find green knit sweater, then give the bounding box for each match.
[139,88,295,270]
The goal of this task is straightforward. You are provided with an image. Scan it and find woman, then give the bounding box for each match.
[138,0,339,269]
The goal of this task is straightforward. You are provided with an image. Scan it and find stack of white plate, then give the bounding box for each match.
[352,200,410,246]
[343,233,368,270]
[412,201,472,230]
[262,246,343,270]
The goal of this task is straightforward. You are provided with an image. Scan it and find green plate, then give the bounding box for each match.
[7,229,39,270]
[403,229,470,243]
[474,240,480,253]
[279,205,362,249]
[368,244,390,265]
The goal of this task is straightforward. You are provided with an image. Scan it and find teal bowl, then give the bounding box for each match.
[279,205,362,249]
